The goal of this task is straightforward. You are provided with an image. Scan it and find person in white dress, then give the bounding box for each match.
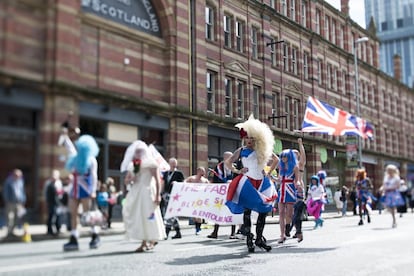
[120,140,166,252]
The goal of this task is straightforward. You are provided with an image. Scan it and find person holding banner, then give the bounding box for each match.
[120,140,166,252]
[185,167,210,235]
[208,151,238,239]
[161,158,185,239]
[225,114,278,253]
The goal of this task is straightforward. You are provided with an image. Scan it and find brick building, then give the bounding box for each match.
[0,0,413,222]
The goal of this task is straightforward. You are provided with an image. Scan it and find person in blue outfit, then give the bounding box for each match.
[355,169,372,226]
[2,169,26,237]
[59,132,100,251]
[225,115,279,253]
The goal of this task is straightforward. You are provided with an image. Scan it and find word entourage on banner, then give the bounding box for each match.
[164,182,246,225]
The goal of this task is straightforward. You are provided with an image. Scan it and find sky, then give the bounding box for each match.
[324,0,366,28]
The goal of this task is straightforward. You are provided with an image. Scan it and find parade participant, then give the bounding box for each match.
[61,134,100,251]
[225,115,278,253]
[289,183,305,243]
[208,152,238,239]
[354,169,372,225]
[277,149,299,243]
[290,138,306,239]
[161,158,185,239]
[120,140,166,252]
[340,186,349,216]
[307,175,326,229]
[380,164,404,228]
[185,167,209,235]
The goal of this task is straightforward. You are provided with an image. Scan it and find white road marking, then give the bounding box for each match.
[0,260,71,273]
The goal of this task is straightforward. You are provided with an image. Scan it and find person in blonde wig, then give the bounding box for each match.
[381,164,405,228]
[225,115,279,253]
[120,140,166,252]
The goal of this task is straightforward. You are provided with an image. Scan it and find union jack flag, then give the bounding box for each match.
[301,96,374,139]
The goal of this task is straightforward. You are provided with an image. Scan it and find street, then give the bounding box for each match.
[0,212,413,276]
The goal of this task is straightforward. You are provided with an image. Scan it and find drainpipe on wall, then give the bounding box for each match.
[190,0,197,174]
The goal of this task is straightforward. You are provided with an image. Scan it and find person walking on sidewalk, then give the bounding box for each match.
[60,133,101,251]
[161,158,185,239]
[225,115,278,253]
[120,140,166,252]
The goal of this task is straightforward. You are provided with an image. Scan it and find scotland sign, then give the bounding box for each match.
[81,0,161,37]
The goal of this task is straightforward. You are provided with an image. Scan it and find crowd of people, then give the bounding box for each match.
[1,115,414,253]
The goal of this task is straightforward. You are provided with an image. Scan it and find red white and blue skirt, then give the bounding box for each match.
[226,174,277,214]
[278,175,297,203]
[71,172,93,199]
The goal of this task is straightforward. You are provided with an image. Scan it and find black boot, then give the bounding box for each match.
[246,233,255,253]
[63,235,79,251]
[255,236,271,252]
[367,215,371,223]
[89,233,101,249]
[358,219,364,225]
[285,224,291,237]
[172,227,182,239]
[165,226,171,240]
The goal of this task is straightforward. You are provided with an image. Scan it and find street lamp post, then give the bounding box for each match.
[354,37,369,168]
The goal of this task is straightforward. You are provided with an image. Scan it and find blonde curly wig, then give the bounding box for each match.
[235,114,274,169]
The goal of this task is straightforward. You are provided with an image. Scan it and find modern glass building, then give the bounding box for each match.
[365,0,414,87]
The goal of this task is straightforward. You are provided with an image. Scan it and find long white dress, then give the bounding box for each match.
[122,159,166,241]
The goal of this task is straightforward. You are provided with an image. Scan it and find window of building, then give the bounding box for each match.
[303,51,309,80]
[397,18,403,28]
[339,25,344,49]
[291,47,298,75]
[293,99,300,130]
[290,0,296,21]
[271,92,281,127]
[205,6,215,41]
[237,81,245,119]
[235,20,244,53]
[301,1,307,27]
[270,0,276,9]
[285,96,291,130]
[281,0,287,16]
[224,14,232,48]
[333,68,337,90]
[251,26,258,59]
[381,21,387,31]
[315,9,321,35]
[331,19,336,44]
[327,64,332,89]
[325,15,330,40]
[270,39,276,67]
[283,43,289,72]
[225,77,233,116]
[317,59,322,85]
[253,86,260,118]
[342,70,347,95]
[206,71,216,113]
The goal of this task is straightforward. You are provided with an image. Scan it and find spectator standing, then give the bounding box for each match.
[397,179,408,218]
[45,170,63,235]
[105,177,117,229]
[2,169,26,237]
[340,186,349,216]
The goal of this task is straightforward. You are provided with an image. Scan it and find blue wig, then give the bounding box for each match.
[279,149,297,176]
[310,175,320,186]
[66,135,99,175]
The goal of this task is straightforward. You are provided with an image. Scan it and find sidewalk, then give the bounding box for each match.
[0,211,344,244]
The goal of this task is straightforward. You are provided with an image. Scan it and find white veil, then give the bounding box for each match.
[120,140,149,172]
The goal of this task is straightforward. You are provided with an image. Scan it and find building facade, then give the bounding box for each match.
[365,0,414,87]
[0,0,413,222]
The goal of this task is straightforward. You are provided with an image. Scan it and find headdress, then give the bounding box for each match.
[355,168,366,180]
[120,140,154,172]
[65,135,99,175]
[279,149,297,176]
[235,114,274,169]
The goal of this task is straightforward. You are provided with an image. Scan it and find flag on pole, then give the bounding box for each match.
[301,96,374,139]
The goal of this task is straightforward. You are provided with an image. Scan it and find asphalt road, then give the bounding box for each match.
[0,212,413,276]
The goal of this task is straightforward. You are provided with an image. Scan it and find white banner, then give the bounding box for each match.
[165,182,246,225]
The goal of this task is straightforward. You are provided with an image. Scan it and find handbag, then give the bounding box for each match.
[80,200,105,227]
